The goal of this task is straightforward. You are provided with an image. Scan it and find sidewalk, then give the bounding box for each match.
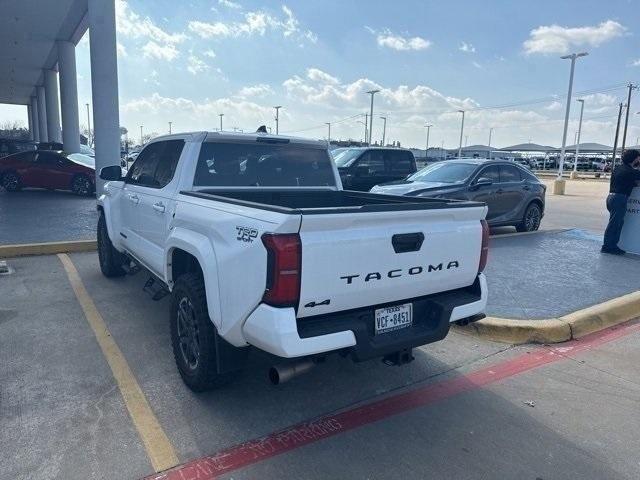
[485,229,640,320]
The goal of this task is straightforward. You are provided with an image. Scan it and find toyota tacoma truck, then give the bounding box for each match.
[97,131,489,391]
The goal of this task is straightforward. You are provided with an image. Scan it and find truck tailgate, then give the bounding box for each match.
[297,206,486,318]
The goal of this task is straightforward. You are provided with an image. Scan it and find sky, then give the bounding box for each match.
[2,0,640,149]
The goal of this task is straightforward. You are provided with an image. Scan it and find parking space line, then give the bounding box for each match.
[57,253,179,473]
[145,319,640,480]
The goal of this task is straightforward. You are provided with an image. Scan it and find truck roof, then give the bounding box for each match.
[150,131,328,148]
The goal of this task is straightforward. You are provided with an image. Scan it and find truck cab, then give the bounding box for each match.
[334,147,417,192]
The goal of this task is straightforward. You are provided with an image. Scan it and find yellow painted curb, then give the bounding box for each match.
[457,290,640,344]
[0,240,97,258]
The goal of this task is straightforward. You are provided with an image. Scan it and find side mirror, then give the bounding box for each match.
[355,165,370,176]
[100,165,123,181]
[471,177,493,190]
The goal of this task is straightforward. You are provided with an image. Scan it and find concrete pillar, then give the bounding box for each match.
[30,96,40,142]
[27,105,34,140]
[89,0,121,193]
[36,86,48,142]
[58,41,81,153]
[44,69,62,143]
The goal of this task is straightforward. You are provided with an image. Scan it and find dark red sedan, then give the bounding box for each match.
[0,150,95,196]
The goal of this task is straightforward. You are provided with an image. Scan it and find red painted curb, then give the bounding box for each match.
[145,319,640,480]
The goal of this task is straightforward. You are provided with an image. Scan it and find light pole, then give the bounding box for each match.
[621,83,637,153]
[424,124,432,159]
[571,99,585,178]
[555,51,588,195]
[168,121,172,134]
[380,116,387,146]
[325,122,331,145]
[488,127,494,159]
[85,103,91,147]
[441,140,445,160]
[139,125,143,145]
[274,106,282,134]
[366,90,380,146]
[457,110,465,158]
[219,113,224,131]
[464,135,468,147]
[357,118,367,144]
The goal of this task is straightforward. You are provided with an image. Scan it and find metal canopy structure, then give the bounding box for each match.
[501,142,555,152]
[553,142,612,153]
[1,0,121,192]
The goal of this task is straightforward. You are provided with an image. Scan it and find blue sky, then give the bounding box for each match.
[2,0,640,148]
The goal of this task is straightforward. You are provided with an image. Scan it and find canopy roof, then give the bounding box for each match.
[501,142,555,152]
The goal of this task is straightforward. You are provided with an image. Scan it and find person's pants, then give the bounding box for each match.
[603,193,628,249]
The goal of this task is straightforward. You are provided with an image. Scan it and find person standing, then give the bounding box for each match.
[602,149,640,255]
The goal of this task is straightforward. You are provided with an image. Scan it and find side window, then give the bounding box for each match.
[477,165,500,183]
[387,151,414,173]
[357,150,385,174]
[500,165,522,183]
[154,140,185,188]
[126,143,163,187]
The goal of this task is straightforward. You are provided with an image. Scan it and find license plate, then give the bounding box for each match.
[375,303,413,335]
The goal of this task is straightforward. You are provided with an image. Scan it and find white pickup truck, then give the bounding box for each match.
[97,131,489,391]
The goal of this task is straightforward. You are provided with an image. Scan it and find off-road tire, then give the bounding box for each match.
[97,213,126,277]
[1,172,21,192]
[170,272,236,392]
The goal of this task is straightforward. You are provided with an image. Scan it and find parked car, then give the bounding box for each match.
[371,159,545,232]
[333,147,417,191]
[0,150,96,195]
[97,132,488,391]
[37,141,64,151]
[0,138,36,158]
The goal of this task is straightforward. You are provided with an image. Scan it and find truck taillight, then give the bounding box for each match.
[262,233,301,308]
[478,219,489,273]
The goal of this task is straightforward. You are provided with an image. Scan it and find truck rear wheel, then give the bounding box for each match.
[170,272,236,392]
[97,213,126,277]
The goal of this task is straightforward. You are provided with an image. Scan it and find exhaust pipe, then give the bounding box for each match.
[269,359,315,385]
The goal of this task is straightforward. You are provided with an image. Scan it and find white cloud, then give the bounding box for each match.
[116,0,187,45]
[472,61,483,69]
[141,41,179,61]
[187,55,209,75]
[544,101,563,111]
[236,84,274,98]
[117,42,127,57]
[523,20,626,55]
[632,59,640,67]
[459,41,476,53]
[376,30,431,51]
[204,49,217,58]
[218,0,242,9]
[306,68,339,84]
[187,5,315,42]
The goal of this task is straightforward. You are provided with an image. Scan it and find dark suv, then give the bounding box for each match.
[333,147,417,191]
[371,159,546,232]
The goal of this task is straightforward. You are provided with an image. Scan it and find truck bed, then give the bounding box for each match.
[181,189,484,214]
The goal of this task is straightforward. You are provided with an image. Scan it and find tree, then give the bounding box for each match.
[0,121,29,140]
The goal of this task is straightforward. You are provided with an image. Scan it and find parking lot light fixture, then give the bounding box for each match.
[457,110,465,158]
[424,124,432,158]
[219,113,224,132]
[572,99,585,176]
[274,106,282,134]
[488,127,494,160]
[366,90,380,146]
[555,51,588,195]
[380,117,387,146]
[139,125,143,144]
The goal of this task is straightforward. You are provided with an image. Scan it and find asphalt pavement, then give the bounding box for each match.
[1,252,640,480]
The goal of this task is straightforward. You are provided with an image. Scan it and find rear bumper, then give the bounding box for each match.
[242,273,487,359]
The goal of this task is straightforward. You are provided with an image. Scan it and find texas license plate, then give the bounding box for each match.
[375,303,413,335]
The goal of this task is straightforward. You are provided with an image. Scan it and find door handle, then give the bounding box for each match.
[128,194,139,204]
[153,202,166,213]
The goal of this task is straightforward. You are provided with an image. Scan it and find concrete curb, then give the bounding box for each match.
[0,240,97,258]
[457,290,640,344]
